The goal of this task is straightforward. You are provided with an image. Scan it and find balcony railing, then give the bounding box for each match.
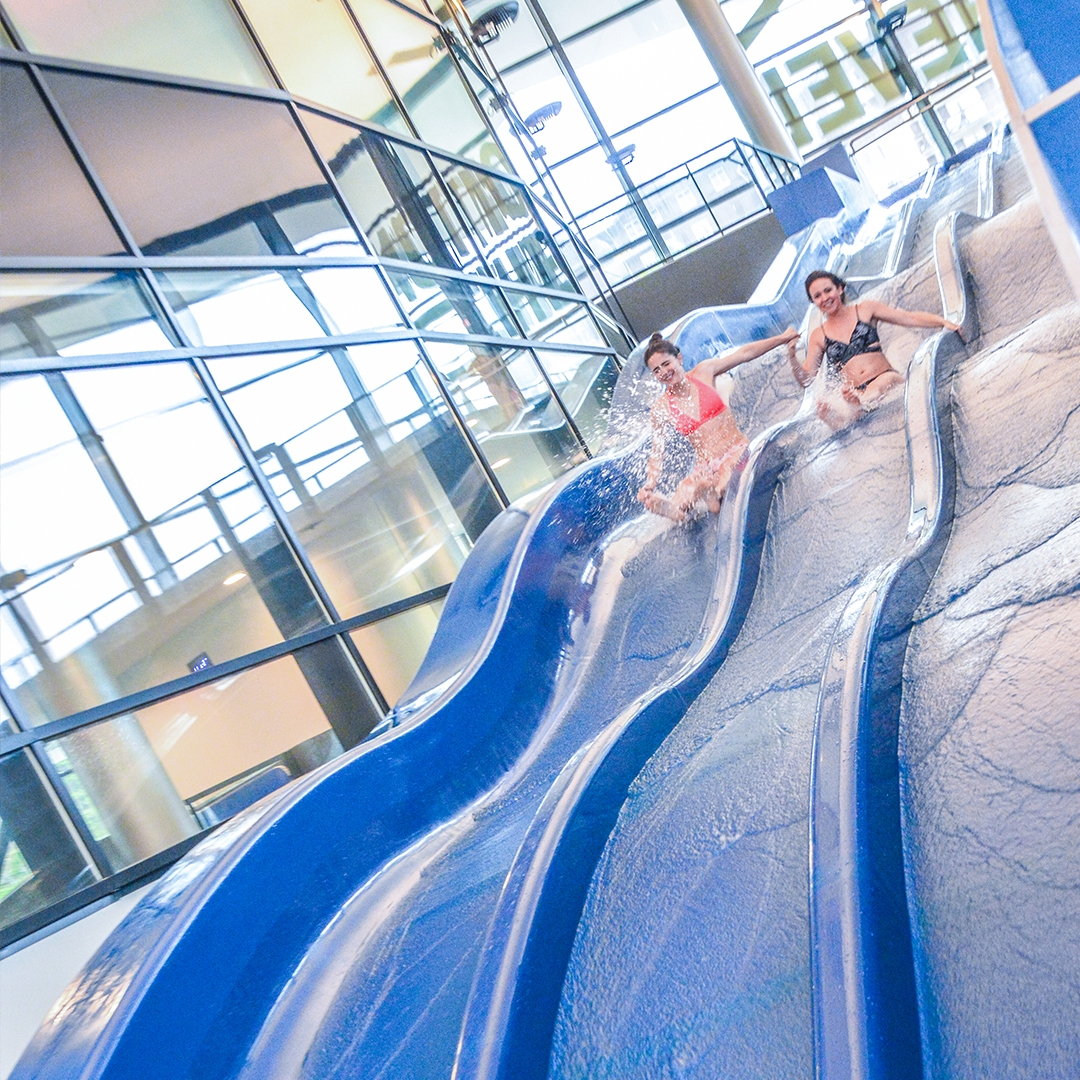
[560,140,799,288]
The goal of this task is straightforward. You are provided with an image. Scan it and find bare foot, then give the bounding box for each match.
[816,398,859,431]
[641,489,686,522]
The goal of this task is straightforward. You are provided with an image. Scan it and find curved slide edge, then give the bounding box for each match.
[371,502,532,733]
[808,211,977,1080]
[12,444,650,1080]
[450,405,816,1080]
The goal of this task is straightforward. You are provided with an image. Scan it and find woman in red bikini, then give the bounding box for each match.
[638,327,799,522]
[791,270,962,428]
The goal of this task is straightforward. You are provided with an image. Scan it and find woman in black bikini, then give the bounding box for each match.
[639,327,799,521]
[789,270,962,428]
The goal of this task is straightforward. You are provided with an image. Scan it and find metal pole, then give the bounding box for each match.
[674,0,800,161]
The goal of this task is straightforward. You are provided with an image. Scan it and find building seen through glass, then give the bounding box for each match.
[0,0,1003,949]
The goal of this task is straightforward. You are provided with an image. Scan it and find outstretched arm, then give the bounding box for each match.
[789,327,824,387]
[694,327,800,380]
[862,298,961,335]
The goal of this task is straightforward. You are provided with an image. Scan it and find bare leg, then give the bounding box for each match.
[857,369,904,407]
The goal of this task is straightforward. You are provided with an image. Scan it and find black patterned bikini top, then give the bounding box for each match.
[823,305,882,371]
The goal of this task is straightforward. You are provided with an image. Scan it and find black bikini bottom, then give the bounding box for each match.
[854,369,894,392]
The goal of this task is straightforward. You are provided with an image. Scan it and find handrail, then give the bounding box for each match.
[807,209,978,1079]
[577,138,798,228]
[845,59,993,155]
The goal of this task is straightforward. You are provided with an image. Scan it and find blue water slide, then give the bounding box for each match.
[16,185,964,1080]
[550,212,975,1078]
[14,365,817,1080]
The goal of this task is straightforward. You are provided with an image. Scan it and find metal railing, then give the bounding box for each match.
[566,140,800,288]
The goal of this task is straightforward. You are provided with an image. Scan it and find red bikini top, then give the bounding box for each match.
[666,375,726,436]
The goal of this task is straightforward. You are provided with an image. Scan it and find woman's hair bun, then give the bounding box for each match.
[649,331,663,343]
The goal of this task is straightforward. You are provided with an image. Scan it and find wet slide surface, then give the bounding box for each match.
[552,389,912,1078]
[549,249,955,1079]
[242,511,723,1080]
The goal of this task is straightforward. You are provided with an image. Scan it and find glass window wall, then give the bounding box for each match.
[207,341,500,617]
[350,596,445,705]
[0,272,173,359]
[0,365,330,726]
[154,268,402,347]
[346,0,497,161]
[724,0,991,160]
[540,0,645,40]
[44,71,362,257]
[301,110,487,272]
[436,159,574,291]
[0,747,97,933]
[0,0,623,943]
[236,0,407,132]
[1,0,274,87]
[424,340,586,499]
[563,0,718,136]
[385,268,518,336]
[0,63,125,258]
[533,348,618,453]
[499,53,597,163]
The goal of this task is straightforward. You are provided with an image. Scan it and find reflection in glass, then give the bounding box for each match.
[397,144,483,269]
[564,0,717,136]
[350,598,445,706]
[45,71,361,257]
[0,63,124,258]
[620,87,747,186]
[209,341,500,618]
[0,272,172,360]
[126,652,338,815]
[425,340,586,499]
[0,749,96,933]
[499,286,590,342]
[533,349,619,452]
[501,53,598,164]
[345,0,494,160]
[154,267,401,347]
[44,720,199,875]
[437,160,573,291]
[722,0,863,65]
[0,366,331,728]
[236,0,405,131]
[540,0,644,39]
[548,146,626,216]
[2,0,273,87]
[385,269,517,336]
[302,111,471,268]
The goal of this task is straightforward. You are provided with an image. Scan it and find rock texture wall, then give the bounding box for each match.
[900,196,1080,1078]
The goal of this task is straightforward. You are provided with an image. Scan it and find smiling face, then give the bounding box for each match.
[808,276,845,317]
[646,349,684,387]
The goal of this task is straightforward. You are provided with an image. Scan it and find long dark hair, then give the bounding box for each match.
[804,269,846,302]
[644,331,679,365]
